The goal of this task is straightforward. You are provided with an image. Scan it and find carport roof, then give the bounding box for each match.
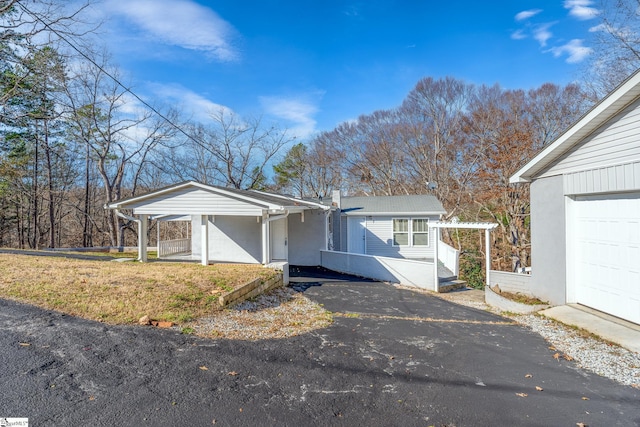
[340,194,445,216]
[107,181,329,212]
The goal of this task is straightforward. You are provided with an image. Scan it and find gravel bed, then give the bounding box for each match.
[512,313,640,387]
[192,286,332,341]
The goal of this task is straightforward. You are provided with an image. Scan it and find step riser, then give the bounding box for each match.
[438,280,467,293]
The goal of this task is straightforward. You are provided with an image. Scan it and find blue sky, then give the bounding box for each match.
[88,0,602,138]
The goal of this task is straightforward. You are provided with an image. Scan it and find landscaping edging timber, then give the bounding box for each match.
[485,285,551,314]
[219,273,284,307]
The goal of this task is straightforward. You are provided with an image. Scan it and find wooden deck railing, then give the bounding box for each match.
[158,238,191,258]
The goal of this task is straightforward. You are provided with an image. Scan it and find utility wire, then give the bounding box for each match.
[15,0,241,172]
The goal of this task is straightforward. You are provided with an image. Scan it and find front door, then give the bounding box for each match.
[348,216,366,254]
[270,218,288,261]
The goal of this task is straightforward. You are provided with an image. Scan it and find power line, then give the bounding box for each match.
[14,0,249,177]
[16,1,199,143]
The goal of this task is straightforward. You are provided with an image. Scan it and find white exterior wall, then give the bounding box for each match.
[132,187,264,216]
[288,210,326,266]
[542,98,640,178]
[320,250,436,290]
[346,215,438,259]
[191,215,262,263]
[530,175,567,306]
[564,160,640,195]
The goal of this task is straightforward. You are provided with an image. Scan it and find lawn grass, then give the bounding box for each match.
[0,254,275,324]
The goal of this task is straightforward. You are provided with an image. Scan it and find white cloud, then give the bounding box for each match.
[548,39,593,63]
[148,82,234,123]
[104,0,239,61]
[515,9,542,21]
[564,0,599,20]
[259,95,321,139]
[533,23,555,47]
[511,29,527,40]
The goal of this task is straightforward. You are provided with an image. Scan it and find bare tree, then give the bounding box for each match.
[584,0,640,96]
[65,53,176,246]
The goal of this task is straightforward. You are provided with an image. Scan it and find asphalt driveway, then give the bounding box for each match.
[1,266,638,426]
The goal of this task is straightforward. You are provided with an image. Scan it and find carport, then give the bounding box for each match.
[106,181,330,266]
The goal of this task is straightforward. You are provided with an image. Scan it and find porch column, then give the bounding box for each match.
[485,228,491,288]
[200,215,209,266]
[138,214,148,262]
[433,227,439,292]
[261,212,269,264]
[156,219,161,259]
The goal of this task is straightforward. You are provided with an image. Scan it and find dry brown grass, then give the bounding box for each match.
[0,254,275,324]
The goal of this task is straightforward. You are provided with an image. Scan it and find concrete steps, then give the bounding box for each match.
[438,279,467,293]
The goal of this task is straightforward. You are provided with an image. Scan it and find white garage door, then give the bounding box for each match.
[572,193,640,324]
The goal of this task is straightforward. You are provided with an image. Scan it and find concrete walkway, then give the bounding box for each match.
[540,304,640,354]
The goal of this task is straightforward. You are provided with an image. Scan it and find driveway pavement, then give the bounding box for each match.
[1,266,638,426]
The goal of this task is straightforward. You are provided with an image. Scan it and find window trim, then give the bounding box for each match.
[392,217,430,247]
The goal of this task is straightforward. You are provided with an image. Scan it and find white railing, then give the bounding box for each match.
[158,238,191,258]
[438,240,460,276]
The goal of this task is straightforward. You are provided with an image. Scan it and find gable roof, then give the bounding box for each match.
[107,181,329,212]
[340,194,445,216]
[510,69,640,183]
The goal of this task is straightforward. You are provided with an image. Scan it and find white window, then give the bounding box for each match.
[393,218,429,247]
[393,219,409,246]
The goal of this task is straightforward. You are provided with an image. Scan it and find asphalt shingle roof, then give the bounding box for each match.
[340,194,445,215]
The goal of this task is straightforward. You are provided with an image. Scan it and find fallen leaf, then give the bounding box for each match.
[199,366,208,371]
[516,393,528,397]
[239,408,243,412]
[524,374,533,378]
[581,396,590,401]
[576,423,588,427]
[548,346,556,351]
[228,371,238,376]
[212,419,217,424]
[19,342,30,346]
[89,396,95,401]
[553,353,560,361]
[563,354,574,361]
[535,386,543,391]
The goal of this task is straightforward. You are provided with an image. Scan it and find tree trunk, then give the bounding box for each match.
[44,119,55,248]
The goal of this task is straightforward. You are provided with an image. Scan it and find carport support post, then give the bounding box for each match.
[138,214,148,262]
[200,215,209,266]
[433,227,439,292]
[485,228,491,288]
[261,212,269,264]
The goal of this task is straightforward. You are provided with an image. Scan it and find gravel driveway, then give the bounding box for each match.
[1,268,639,426]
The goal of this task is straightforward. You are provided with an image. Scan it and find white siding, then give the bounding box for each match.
[132,187,264,216]
[542,98,640,177]
[564,160,640,195]
[363,215,437,259]
[192,215,262,263]
[288,211,326,266]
